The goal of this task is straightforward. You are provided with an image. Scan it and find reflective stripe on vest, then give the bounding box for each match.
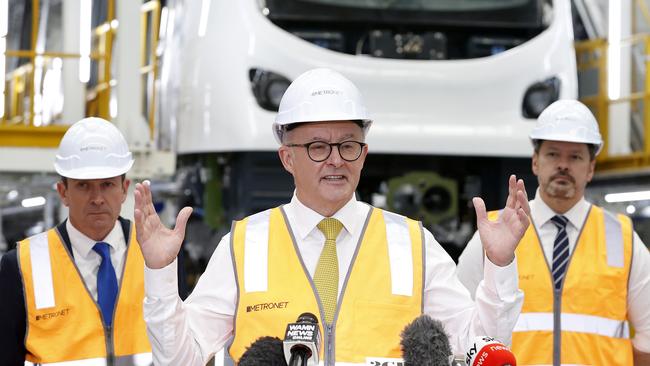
[242,209,414,296]
[19,226,151,364]
[28,232,55,309]
[243,209,271,292]
[603,210,624,267]
[514,313,630,338]
[383,211,413,296]
[23,353,153,366]
[510,205,633,366]
[230,207,423,364]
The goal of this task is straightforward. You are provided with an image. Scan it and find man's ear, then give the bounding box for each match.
[121,179,131,203]
[278,146,295,175]
[531,152,539,176]
[586,159,596,183]
[56,181,70,207]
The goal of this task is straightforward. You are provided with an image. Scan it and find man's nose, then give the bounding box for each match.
[326,145,344,166]
[89,187,105,204]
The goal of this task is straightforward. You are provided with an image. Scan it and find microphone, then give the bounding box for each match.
[400,314,453,366]
[239,336,287,366]
[283,312,321,366]
[465,336,516,366]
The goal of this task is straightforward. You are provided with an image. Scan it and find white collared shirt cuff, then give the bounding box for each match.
[483,254,519,300]
[633,331,650,353]
[145,258,178,298]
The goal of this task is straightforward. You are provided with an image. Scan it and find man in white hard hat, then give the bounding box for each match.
[457,100,650,365]
[135,68,530,365]
[0,117,152,365]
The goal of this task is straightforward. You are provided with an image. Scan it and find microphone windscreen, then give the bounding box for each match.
[239,336,287,366]
[400,314,453,366]
[465,336,516,366]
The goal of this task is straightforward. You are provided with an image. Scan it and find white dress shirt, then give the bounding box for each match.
[66,220,127,300]
[143,194,524,365]
[456,190,650,353]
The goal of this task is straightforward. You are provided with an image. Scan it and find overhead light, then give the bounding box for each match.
[198,0,211,37]
[6,189,18,201]
[0,38,5,118]
[79,0,92,83]
[22,196,46,208]
[0,0,6,119]
[0,0,7,37]
[604,190,650,203]
[626,205,636,214]
[607,1,621,100]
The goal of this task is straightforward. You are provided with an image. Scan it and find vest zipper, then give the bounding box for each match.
[326,323,333,366]
[106,325,115,366]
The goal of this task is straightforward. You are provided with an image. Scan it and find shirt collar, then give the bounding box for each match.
[531,188,591,229]
[285,193,369,240]
[66,219,123,257]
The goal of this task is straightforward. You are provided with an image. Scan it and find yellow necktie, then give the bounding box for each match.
[314,218,343,324]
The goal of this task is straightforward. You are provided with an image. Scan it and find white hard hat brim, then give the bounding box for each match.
[272,118,372,144]
[530,136,603,155]
[55,160,134,180]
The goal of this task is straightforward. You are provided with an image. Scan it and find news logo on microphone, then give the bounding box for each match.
[283,312,321,366]
[465,336,516,366]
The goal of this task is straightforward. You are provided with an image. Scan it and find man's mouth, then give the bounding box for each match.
[322,175,345,181]
[552,174,574,184]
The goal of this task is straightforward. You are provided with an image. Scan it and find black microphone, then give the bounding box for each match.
[400,314,453,366]
[239,336,287,366]
[282,312,321,366]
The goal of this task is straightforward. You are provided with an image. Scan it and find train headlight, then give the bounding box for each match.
[522,77,560,119]
[249,68,291,111]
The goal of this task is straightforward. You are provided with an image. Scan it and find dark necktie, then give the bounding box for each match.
[93,242,118,326]
[550,215,570,290]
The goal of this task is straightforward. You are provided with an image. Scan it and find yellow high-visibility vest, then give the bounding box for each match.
[490,205,633,365]
[229,207,423,365]
[18,224,152,365]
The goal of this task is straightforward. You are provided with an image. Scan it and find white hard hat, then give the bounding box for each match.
[272,68,372,143]
[54,117,134,179]
[529,99,603,155]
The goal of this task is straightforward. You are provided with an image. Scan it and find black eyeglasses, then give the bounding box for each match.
[285,140,366,162]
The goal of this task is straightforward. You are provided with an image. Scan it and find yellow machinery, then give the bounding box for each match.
[0,0,168,177]
[575,0,650,174]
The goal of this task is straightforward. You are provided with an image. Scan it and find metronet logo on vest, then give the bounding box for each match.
[35,308,70,321]
[246,301,289,312]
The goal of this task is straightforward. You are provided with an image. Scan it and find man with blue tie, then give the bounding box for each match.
[0,117,152,365]
[457,100,650,365]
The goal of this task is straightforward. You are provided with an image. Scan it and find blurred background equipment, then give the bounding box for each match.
[387,171,458,229]
[2,2,650,364]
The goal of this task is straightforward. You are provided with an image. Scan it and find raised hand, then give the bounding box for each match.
[473,174,530,266]
[134,181,193,269]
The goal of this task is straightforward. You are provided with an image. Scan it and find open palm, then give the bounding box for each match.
[134,181,193,269]
[473,175,530,266]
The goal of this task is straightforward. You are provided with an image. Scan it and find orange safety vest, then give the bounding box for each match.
[492,206,633,365]
[229,207,423,365]
[18,224,152,365]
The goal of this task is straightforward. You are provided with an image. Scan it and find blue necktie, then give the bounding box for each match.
[93,242,118,326]
[550,215,570,290]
